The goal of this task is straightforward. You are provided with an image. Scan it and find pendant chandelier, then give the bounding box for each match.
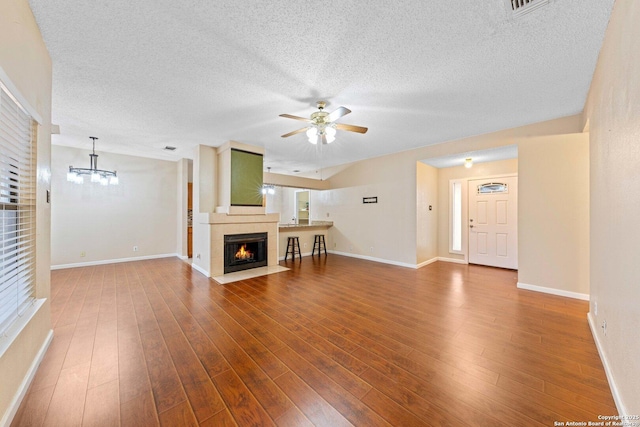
[261,167,275,194]
[67,136,118,185]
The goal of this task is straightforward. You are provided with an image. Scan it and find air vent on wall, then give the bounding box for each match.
[164,146,177,151]
[505,0,550,18]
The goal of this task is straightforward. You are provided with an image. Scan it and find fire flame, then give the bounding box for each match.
[235,244,253,260]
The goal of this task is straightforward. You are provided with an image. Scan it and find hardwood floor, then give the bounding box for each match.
[12,255,615,426]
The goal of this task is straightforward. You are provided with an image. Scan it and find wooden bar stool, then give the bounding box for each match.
[285,236,301,261]
[312,234,327,257]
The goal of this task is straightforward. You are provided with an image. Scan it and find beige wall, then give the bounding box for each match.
[51,146,179,266]
[416,162,438,264]
[192,145,217,275]
[0,0,53,423]
[518,134,590,297]
[317,115,581,267]
[584,0,640,414]
[325,150,419,266]
[264,172,330,190]
[436,159,519,261]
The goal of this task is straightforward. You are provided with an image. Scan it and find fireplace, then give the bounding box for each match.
[224,232,268,274]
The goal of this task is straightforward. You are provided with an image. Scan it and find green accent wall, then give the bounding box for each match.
[230,149,263,206]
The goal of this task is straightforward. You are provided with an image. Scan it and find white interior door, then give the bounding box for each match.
[468,177,518,269]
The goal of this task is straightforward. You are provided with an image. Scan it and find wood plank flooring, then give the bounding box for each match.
[12,256,616,426]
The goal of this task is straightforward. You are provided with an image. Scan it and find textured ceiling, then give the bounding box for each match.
[29,0,614,174]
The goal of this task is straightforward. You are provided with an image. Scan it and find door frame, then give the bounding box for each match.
[467,175,518,269]
[449,173,518,264]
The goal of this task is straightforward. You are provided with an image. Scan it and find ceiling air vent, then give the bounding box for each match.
[505,0,550,18]
[164,146,177,151]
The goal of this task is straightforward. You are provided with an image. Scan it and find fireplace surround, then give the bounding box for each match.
[224,232,267,273]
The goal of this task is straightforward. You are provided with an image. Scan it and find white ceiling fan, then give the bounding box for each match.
[280,101,368,144]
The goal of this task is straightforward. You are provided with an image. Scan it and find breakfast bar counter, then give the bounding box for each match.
[278,221,332,258]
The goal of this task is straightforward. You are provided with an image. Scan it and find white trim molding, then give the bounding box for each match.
[517,282,589,301]
[437,257,468,265]
[328,250,417,269]
[416,258,439,269]
[587,313,626,415]
[278,250,315,261]
[51,253,180,270]
[1,328,53,427]
[417,257,470,268]
[191,263,210,278]
[0,66,44,124]
[306,253,468,270]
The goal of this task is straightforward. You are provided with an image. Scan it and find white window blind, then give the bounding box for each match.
[0,82,36,336]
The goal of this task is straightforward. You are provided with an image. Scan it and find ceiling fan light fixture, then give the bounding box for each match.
[280,101,368,144]
[306,127,319,144]
[325,133,335,144]
[465,158,473,168]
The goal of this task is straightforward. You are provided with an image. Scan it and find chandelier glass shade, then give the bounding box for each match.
[67,137,118,185]
[261,185,275,195]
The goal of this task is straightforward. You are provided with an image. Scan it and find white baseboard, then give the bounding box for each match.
[278,250,316,261]
[327,250,417,269]
[51,253,180,270]
[191,263,210,277]
[587,312,626,415]
[416,257,439,269]
[516,282,589,301]
[283,251,465,270]
[1,328,53,427]
[437,257,468,265]
[416,257,469,269]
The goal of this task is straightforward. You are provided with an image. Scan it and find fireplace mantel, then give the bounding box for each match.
[199,212,280,225]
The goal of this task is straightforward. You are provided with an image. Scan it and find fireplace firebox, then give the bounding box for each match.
[224,232,268,274]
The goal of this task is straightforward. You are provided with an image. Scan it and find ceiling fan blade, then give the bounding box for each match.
[335,123,368,134]
[328,106,351,122]
[279,113,311,122]
[281,127,310,138]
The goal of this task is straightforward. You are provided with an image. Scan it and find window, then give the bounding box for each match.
[450,181,463,253]
[0,81,37,336]
[477,182,508,194]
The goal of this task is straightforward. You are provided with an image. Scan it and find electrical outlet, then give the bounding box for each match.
[370,246,374,253]
[304,242,307,248]
[80,251,86,257]
[349,245,353,251]
[594,301,598,316]
[326,212,330,217]
[133,246,138,252]
[602,320,607,336]
[196,253,201,259]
